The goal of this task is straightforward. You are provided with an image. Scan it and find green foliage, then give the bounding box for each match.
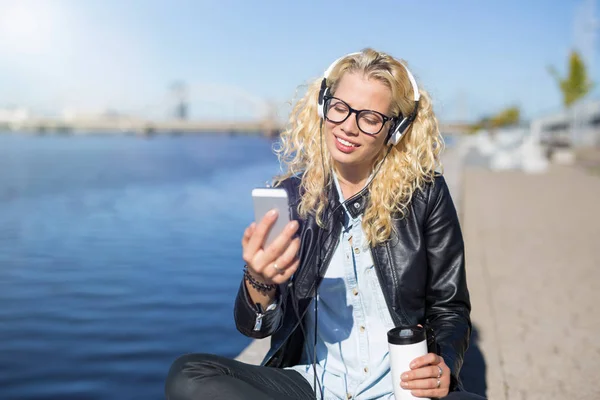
[548,50,595,108]
[468,106,521,133]
[490,106,520,128]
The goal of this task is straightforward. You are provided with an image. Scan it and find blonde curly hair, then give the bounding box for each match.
[273,48,444,246]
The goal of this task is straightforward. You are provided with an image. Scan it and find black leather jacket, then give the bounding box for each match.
[234,174,471,390]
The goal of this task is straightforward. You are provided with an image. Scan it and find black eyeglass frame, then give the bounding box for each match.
[323,95,399,135]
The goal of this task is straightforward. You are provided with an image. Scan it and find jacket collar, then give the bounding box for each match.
[345,192,369,219]
[329,172,370,220]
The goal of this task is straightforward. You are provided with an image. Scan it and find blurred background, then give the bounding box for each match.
[0,1,599,399]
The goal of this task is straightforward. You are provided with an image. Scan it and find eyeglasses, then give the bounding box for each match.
[324,96,395,135]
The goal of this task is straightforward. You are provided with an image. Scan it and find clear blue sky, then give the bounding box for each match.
[0,0,598,122]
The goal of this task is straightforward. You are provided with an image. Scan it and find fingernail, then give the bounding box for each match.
[410,362,416,368]
[269,209,278,217]
[401,381,408,388]
[401,373,408,380]
[287,221,298,231]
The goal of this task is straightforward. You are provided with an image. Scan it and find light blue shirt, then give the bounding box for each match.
[286,174,396,400]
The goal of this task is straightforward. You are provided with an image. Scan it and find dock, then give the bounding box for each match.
[0,117,282,137]
[0,117,470,137]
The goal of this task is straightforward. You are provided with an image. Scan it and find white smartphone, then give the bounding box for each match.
[252,187,292,248]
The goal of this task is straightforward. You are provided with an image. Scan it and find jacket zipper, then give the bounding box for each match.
[253,303,265,332]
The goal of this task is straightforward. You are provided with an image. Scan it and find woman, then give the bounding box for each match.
[166,49,484,400]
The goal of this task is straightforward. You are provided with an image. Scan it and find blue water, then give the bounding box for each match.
[0,133,281,399]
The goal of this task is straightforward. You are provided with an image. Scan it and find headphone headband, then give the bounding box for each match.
[317,51,420,146]
[323,52,420,102]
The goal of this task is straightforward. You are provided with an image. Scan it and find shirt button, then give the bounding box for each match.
[363,367,369,373]
[360,325,365,332]
[354,247,360,254]
[347,394,353,399]
[353,288,359,296]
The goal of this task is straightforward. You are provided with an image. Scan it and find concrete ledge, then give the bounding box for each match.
[235,337,270,365]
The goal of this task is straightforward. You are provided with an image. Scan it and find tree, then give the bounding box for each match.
[468,106,521,134]
[490,106,520,128]
[548,50,594,108]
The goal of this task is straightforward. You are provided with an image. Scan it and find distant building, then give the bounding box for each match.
[176,102,188,120]
[0,107,29,122]
[170,82,189,121]
[0,107,30,129]
[535,99,600,147]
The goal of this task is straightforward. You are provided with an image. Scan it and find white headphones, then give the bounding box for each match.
[317,52,421,146]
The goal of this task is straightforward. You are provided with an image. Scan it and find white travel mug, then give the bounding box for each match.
[388,326,430,400]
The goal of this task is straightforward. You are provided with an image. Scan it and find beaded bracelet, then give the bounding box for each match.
[243,265,277,294]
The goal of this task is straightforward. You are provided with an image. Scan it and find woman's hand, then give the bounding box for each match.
[242,209,301,286]
[400,353,451,398]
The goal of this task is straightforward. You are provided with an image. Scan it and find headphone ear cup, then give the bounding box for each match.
[385,120,397,145]
[317,79,328,119]
[387,118,410,146]
[317,97,325,119]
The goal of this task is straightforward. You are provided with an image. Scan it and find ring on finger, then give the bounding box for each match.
[437,365,443,378]
[271,263,283,274]
[436,378,441,389]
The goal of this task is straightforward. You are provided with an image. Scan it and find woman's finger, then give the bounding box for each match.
[401,365,442,381]
[253,220,299,269]
[410,388,448,399]
[410,353,441,369]
[269,257,300,284]
[279,237,301,267]
[262,237,300,279]
[401,361,450,399]
[241,222,256,248]
[400,377,440,390]
[244,210,278,262]
[260,237,299,281]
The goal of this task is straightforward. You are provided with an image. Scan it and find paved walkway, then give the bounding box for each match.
[462,164,600,399]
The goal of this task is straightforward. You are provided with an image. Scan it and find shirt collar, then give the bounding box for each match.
[331,171,372,219]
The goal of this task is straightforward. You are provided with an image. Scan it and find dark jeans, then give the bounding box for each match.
[165,353,486,400]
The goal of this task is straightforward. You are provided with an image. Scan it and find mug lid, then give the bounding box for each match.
[387,326,426,345]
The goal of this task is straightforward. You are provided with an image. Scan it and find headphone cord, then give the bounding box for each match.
[303,122,393,399]
[315,122,394,399]
[313,121,327,399]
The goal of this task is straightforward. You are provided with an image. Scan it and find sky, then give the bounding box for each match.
[0,0,598,123]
